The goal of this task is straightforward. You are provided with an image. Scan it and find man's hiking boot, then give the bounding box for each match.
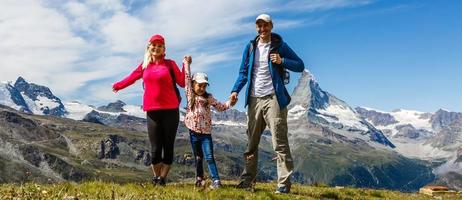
[275,185,291,194]
[236,181,254,191]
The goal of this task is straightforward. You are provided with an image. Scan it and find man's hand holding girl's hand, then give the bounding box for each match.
[229,92,238,106]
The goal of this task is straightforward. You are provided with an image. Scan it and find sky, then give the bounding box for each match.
[0,0,461,113]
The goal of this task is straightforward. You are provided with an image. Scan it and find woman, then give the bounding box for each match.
[112,34,185,186]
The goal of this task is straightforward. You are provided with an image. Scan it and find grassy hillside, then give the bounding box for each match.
[0,181,460,200]
[291,136,435,191]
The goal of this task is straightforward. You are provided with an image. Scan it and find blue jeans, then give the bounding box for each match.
[189,130,220,181]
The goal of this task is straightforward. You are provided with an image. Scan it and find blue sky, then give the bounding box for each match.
[296,0,462,112]
[1,0,461,112]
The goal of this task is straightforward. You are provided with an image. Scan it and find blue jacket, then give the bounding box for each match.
[231,33,305,109]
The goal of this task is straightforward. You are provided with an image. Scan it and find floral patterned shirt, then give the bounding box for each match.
[184,65,231,134]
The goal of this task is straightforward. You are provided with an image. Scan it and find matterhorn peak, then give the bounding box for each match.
[302,69,316,81]
[289,69,329,110]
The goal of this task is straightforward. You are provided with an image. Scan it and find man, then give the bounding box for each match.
[230,13,305,193]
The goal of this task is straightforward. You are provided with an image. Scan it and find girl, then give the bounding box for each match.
[112,34,185,186]
[183,56,232,189]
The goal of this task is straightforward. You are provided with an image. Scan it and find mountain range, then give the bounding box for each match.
[355,107,462,189]
[1,73,460,191]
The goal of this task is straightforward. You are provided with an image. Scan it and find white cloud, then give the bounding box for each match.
[138,0,267,49]
[189,50,235,72]
[0,0,373,106]
[279,0,373,12]
[62,1,99,34]
[0,0,87,90]
[100,12,147,53]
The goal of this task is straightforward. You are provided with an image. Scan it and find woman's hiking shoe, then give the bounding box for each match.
[158,177,166,186]
[209,180,222,189]
[151,176,159,185]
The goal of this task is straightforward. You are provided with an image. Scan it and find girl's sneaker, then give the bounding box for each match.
[194,178,206,188]
[209,180,222,189]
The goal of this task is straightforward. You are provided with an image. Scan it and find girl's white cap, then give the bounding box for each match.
[192,72,208,84]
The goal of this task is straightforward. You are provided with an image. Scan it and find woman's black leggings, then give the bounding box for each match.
[147,109,179,165]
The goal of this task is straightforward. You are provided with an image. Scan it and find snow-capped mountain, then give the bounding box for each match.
[355,106,462,189]
[0,77,66,116]
[288,70,395,148]
[356,107,434,138]
[64,100,148,132]
[96,100,127,113]
[281,70,435,190]
[284,69,462,189]
[64,101,95,120]
[0,81,31,113]
[431,109,462,130]
[65,100,146,120]
[212,109,247,126]
[14,77,67,117]
[355,107,462,160]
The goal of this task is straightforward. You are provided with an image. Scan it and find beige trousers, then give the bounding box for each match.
[240,94,294,187]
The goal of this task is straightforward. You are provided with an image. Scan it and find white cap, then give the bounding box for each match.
[256,14,272,23]
[192,72,208,84]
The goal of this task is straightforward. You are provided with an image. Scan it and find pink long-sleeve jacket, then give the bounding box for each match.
[184,65,231,134]
[112,59,185,111]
